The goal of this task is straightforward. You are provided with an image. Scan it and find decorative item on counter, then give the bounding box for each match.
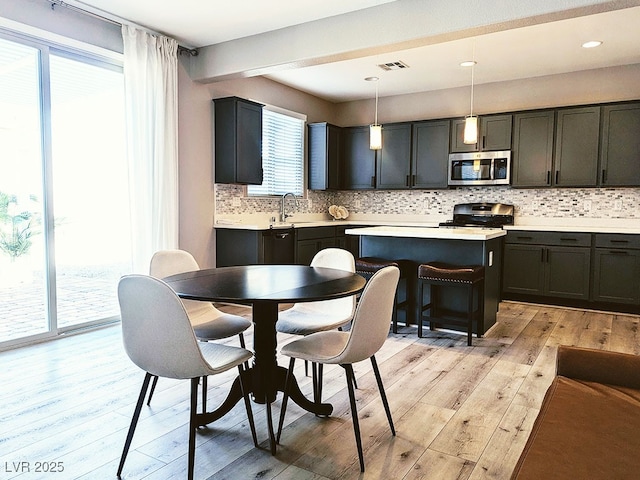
[328,205,349,220]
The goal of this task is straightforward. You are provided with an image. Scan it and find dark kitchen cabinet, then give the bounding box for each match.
[599,103,640,186]
[295,226,340,265]
[308,122,342,190]
[554,106,600,187]
[216,228,294,266]
[342,126,376,189]
[512,110,555,187]
[375,123,412,189]
[450,114,512,153]
[592,234,640,304]
[503,231,591,300]
[411,120,450,189]
[213,97,263,185]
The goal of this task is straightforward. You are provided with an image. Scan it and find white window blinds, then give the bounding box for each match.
[247,107,304,196]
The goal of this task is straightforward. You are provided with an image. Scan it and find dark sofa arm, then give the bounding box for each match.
[556,345,640,390]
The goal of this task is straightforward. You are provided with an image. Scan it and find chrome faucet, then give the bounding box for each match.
[280,192,299,222]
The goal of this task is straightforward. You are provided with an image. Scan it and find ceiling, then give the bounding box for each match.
[68,0,640,103]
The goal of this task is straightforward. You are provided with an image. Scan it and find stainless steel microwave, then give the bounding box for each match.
[448,150,511,186]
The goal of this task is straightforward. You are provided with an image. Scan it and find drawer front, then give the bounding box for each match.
[595,234,640,250]
[506,231,591,247]
[296,226,336,241]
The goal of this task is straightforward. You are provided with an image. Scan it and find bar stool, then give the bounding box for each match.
[355,257,413,333]
[417,261,484,346]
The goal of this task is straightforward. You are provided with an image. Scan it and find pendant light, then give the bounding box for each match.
[463,60,478,145]
[366,76,382,150]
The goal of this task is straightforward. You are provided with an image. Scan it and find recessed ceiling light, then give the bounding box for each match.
[460,60,477,67]
[364,76,379,82]
[582,40,603,48]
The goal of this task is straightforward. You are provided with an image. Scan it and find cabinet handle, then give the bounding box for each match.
[601,169,607,184]
[482,135,486,150]
[560,237,578,242]
[412,174,416,186]
[275,232,289,239]
[406,175,411,187]
[555,171,559,184]
[541,249,545,263]
[517,236,533,240]
[610,239,629,244]
[371,176,376,187]
[608,250,629,255]
[546,171,551,185]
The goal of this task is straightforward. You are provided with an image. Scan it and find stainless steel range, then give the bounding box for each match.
[439,202,514,229]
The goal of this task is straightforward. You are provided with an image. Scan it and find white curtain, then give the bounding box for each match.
[122,25,179,273]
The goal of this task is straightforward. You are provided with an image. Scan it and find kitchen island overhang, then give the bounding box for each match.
[346,226,506,337]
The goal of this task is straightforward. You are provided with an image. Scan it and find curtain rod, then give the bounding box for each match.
[47,0,198,56]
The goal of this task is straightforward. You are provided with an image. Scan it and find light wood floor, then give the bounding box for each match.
[1,301,639,480]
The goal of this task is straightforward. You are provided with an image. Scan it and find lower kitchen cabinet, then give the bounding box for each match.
[592,234,640,304]
[295,225,360,265]
[503,231,591,300]
[216,228,295,266]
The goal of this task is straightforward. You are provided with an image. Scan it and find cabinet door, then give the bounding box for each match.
[342,126,376,189]
[503,244,545,295]
[554,107,600,186]
[593,249,640,304]
[480,114,512,151]
[511,111,555,187]
[412,120,450,189]
[545,246,591,299]
[376,123,412,189]
[308,123,341,190]
[214,97,263,185]
[296,238,336,265]
[450,118,477,152]
[600,103,640,187]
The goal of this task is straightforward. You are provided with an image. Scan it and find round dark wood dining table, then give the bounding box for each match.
[163,264,366,454]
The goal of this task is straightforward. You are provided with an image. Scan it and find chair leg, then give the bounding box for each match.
[201,376,208,413]
[276,357,295,444]
[418,281,424,338]
[343,364,365,472]
[467,284,473,346]
[188,378,199,480]
[118,372,152,477]
[239,333,250,370]
[371,356,395,435]
[238,365,258,447]
[146,374,158,405]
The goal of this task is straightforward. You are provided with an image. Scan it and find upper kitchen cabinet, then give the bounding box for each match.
[599,102,640,187]
[342,126,376,189]
[554,106,600,187]
[308,122,342,190]
[450,114,512,153]
[375,123,412,189]
[213,96,263,185]
[512,110,555,187]
[411,120,450,189]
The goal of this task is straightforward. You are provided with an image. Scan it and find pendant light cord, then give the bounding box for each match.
[374,80,379,126]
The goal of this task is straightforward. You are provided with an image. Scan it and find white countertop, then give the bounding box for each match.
[345,225,506,241]
[505,225,640,234]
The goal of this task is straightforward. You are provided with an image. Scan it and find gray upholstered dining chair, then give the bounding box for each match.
[117,274,257,480]
[147,249,252,406]
[275,247,357,402]
[276,265,400,472]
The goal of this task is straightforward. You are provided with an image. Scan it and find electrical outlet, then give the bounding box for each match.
[583,200,591,212]
[354,199,361,209]
[614,200,623,211]
[232,197,241,207]
[423,199,430,211]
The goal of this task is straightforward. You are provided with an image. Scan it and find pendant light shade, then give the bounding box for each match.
[366,76,382,150]
[369,124,382,150]
[464,115,478,144]
[463,59,478,145]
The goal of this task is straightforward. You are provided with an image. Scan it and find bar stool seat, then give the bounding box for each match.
[356,257,413,333]
[417,261,485,346]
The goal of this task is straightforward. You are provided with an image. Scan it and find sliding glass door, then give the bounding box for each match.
[0,37,49,341]
[0,32,131,347]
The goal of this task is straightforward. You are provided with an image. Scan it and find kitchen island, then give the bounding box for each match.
[346,226,506,336]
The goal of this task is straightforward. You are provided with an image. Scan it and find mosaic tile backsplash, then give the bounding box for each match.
[215,184,640,220]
